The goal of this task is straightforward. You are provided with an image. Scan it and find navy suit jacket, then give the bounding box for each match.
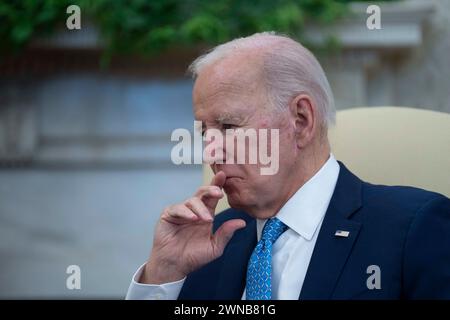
[178,162,450,300]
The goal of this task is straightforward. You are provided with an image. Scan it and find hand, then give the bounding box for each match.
[140,171,246,284]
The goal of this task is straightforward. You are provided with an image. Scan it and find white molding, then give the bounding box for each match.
[305,0,434,49]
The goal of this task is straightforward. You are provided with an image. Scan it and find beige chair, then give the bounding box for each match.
[204,106,450,212]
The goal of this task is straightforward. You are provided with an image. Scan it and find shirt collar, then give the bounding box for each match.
[256,153,340,241]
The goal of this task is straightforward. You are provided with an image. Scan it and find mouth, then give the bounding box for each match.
[225,176,239,181]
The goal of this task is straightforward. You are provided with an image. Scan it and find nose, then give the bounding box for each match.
[203,134,226,165]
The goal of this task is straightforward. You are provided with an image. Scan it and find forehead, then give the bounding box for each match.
[192,56,265,121]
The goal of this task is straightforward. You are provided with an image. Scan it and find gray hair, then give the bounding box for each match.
[188,32,336,129]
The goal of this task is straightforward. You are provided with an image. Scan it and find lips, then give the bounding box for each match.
[224,175,242,181]
[212,169,241,180]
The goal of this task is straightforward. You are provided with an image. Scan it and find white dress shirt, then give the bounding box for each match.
[126,154,340,300]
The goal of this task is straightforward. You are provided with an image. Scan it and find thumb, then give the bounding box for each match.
[212,219,246,257]
[203,170,227,213]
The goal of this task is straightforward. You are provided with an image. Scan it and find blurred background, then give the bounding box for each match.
[0,0,449,298]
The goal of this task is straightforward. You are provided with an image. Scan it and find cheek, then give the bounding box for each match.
[233,165,259,187]
[279,127,297,151]
[260,119,270,128]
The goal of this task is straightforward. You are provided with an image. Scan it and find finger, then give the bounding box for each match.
[212,219,246,257]
[185,197,213,222]
[194,185,224,200]
[203,171,227,213]
[210,170,226,189]
[202,189,224,213]
[163,204,198,224]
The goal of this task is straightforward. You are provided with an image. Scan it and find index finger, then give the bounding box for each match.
[210,170,226,189]
[199,170,227,214]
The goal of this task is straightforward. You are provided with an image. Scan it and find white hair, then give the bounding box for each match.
[188,32,336,129]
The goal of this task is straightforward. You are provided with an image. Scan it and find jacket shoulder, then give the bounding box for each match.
[361,182,448,218]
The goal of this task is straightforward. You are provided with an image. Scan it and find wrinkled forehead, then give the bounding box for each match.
[193,55,266,120]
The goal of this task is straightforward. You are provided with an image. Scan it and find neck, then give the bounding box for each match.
[248,141,331,219]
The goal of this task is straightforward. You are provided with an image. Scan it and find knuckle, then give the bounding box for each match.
[208,187,221,197]
[197,185,218,196]
[208,185,220,193]
[194,196,203,204]
[195,186,207,196]
[171,204,181,213]
[162,205,172,215]
[184,198,195,207]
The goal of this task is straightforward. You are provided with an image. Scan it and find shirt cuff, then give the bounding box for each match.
[125,263,186,300]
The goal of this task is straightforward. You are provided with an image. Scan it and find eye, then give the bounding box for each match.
[222,123,236,130]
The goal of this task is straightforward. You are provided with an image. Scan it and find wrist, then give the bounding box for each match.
[139,259,186,285]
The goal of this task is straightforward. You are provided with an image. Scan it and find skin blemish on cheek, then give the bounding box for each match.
[260,119,270,128]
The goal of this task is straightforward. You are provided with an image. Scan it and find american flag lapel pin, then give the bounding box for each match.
[335,230,350,237]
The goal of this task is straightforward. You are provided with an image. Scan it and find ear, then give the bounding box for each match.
[289,94,316,148]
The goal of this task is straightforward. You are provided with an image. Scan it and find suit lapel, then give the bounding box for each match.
[300,162,363,300]
[214,218,257,299]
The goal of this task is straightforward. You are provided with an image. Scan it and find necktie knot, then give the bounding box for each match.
[260,217,288,244]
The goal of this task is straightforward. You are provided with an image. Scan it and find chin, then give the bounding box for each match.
[225,192,241,208]
[225,190,254,211]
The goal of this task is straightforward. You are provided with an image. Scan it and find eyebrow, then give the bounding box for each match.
[215,113,244,124]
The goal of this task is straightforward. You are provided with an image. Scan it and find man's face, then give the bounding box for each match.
[193,56,297,217]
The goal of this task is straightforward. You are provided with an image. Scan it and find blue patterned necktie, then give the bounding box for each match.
[246,217,288,300]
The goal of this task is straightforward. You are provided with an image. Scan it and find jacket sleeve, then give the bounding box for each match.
[402,194,450,299]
